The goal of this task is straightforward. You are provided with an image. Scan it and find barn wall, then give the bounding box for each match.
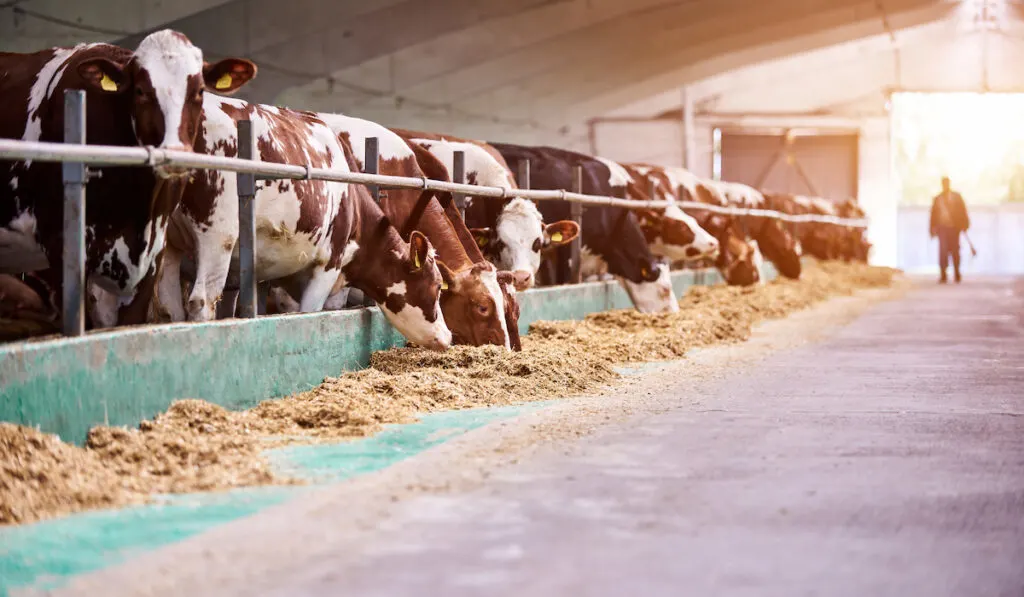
[588,119,715,175]
[858,117,898,267]
[719,132,859,200]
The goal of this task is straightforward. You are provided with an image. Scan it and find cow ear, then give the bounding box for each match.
[436,260,457,292]
[543,220,578,247]
[496,271,516,288]
[78,59,127,94]
[202,59,257,94]
[470,228,494,250]
[408,231,431,272]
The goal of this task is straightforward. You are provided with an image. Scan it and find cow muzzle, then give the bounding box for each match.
[510,270,534,291]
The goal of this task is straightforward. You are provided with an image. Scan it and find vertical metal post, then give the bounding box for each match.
[680,85,696,170]
[62,89,86,336]
[517,159,531,190]
[364,137,379,202]
[680,185,704,284]
[569,165,584,285]
[236,120,257,319]
[452,150,466,220]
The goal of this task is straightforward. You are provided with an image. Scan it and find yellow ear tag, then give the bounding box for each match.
[413,252,421,269]
[100,74,117,92]
[550,232,563,243]
[476,236,487,247]
[215,73,233,90]
[441,280,448,291]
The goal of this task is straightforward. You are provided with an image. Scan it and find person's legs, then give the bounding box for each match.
[950,230,962,283]
[938,228,950,282]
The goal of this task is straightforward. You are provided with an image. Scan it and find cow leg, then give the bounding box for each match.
[257,281,270,315]
[216,289,239,319]
[298,266,341,313]
[153,245,186,322]
[85,278,121,329]
[187,233,236,322]
[267,286,301,314]
[117,263,161,325]
[323,287,351,310]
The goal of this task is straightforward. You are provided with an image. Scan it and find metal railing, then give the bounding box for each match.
[0,90,870,337]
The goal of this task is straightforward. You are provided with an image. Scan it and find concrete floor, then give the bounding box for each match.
[48,279,1024,597]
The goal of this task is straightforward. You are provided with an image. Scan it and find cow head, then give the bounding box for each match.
[638,204,719,263]
[77,30,256,178]
[435,260,519,350]
[471,198,578,291]
[591,208,662,285]
[716,233,761,286]
[619,262,679,314]
[351,230,451,351]
[747,216,801,279]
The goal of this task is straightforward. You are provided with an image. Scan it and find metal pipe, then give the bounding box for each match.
[61,90,86,337]
[0,138,868,228]
[364,137,379,202]
[452,150,466,220]
[236,120,257,319]
[569,165,584,285]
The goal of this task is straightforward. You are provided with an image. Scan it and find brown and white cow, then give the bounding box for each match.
[835,198,871,262]
[0,31,255,329]
[774,194,842,261]
[491,143,679,314]
[153,97,451,350]
[399,136,580,292]
[637,165,763,286]
[708,180,802,279]
[614,161,719,262]
[311,114,520,350]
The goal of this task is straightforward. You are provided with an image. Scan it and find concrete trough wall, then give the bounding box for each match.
[0,266,773,445]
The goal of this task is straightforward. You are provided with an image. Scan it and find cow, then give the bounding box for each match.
[491,143,678,314]
[392,130,579,291]
[0,30,256,330]
[707,180,802,279]
[634,165,762,286]
[835,198,871,262]
[152,97,452,350]
[613,161,719,262]
[769,194,842,261]
[304,114,521,350]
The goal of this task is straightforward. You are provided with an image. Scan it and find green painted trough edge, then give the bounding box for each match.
[0,265,776,445]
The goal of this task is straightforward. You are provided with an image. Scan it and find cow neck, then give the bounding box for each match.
[343,196,404,305]
[382,195,473,274]
[384,141,484,273]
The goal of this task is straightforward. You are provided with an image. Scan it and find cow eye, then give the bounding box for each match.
[193,89,204,103]
[135,87,145,97]
[475,303,489,316]
[532,238,542,252]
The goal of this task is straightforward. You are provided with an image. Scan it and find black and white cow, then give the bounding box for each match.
[490,143,678,314]
[0,30,256,328]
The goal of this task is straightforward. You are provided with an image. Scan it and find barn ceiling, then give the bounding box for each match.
[1,0,1017,144]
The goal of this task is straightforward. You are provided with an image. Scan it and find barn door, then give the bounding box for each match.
[719,131,859,200]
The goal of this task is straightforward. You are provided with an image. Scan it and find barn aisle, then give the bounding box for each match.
[49,279,1024,597]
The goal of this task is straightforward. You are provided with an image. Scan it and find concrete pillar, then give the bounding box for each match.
[857,117,898,267]
[680,86,696,170]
